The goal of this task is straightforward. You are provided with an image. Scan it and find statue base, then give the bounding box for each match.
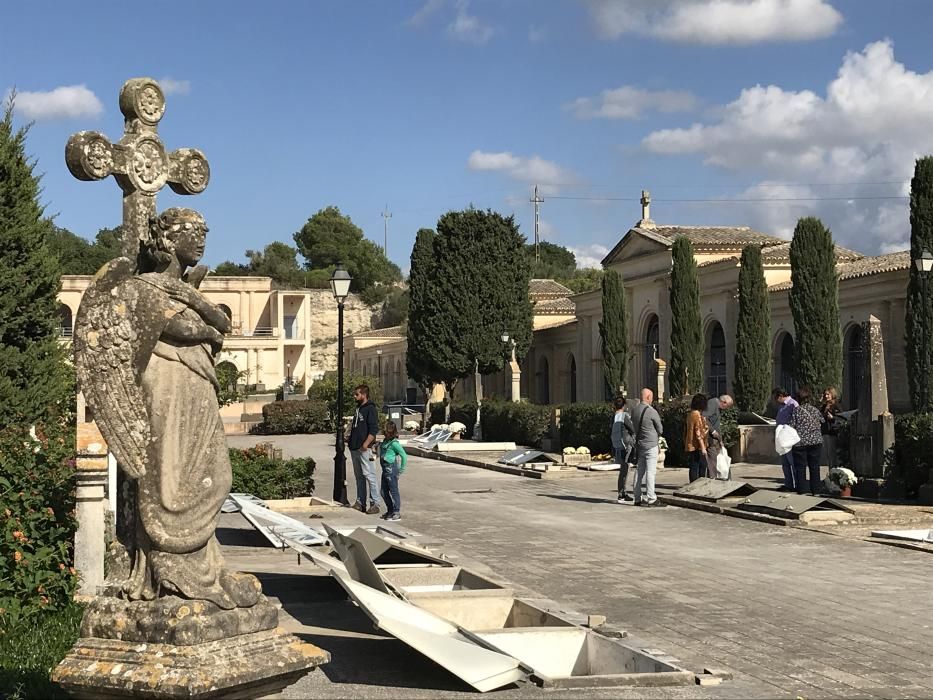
[52,596,329,699]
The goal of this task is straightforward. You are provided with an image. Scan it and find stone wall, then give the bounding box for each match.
[306,290,376,374]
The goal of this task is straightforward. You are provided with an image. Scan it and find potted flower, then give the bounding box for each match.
[448,421,466,440]
[657,437,668,468]
[828,467,858,497]
[404,419,421,434]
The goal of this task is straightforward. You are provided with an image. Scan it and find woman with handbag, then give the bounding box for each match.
[820,387,841,469]
[684,393,709,482]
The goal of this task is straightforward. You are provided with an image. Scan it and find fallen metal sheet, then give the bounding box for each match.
[410,427,453,449]
[229,494,327,548]
[323,523,391,593]
[347,527,452,567]
[498,449,559,466]
[871,528,933,542]
[736,491,855,518]
[332,574,526,692]
[674,478,756,502]
[282,537,349,575]
[575,463,621,471]
[221,492,266,513]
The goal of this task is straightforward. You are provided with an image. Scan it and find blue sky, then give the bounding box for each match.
[5,0,933,269]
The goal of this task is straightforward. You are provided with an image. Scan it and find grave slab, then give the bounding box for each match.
[674,478,756,502]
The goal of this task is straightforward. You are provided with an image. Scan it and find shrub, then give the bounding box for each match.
[256,400,331,434]
[0,600,83,699]
[229,445,315,500]
[308,372,382,427]
[559,402,613,454]
[884,413,933,498]
[429,400,477,438]
[480,400,550,447]
[0,420,78,630]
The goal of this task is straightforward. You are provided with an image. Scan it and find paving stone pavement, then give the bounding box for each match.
[228,435,933,699]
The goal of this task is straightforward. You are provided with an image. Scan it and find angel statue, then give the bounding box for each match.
[74,208,260,609]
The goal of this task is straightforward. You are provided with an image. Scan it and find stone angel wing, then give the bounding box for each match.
[73,258,151,479]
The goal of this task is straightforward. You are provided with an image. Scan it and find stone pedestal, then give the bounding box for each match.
[850,316,894,478]
[52,595,328,698]
[75,420,110,596]
[509,358,521,403]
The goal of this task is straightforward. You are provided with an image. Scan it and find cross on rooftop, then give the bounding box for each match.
[65,77,210,268]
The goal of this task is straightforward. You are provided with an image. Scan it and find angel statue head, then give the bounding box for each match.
[142,207,208,272]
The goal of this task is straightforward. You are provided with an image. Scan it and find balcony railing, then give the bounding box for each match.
[227,326,278,338]
[60,326,73,338]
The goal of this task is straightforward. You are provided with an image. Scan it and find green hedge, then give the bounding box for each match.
[657,399,738,467]
[429,401,478,438]
[229,445,316,499]
[0,420,78,630]
[559,402,613,454]
[480,400,551,447]
[885,413,933,498]
[0,601,82,699]
[255,400,331,434]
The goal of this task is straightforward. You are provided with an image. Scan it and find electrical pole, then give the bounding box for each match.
[382,205,392,255]
[530,185,543,263]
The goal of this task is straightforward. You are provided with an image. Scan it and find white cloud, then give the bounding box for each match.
[10,84,103,121]
[528,25,547,43]
[467,150,578,193]
[159,78,191,95]
[642,40,928,253]
[567,85,698,119]
[586,0,842,45]
[406,0,444,27]
[447,0,497,44]
[569,243,610,269]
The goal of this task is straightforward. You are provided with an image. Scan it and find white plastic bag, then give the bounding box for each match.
[774,424,800,456]
[716,450,732,480]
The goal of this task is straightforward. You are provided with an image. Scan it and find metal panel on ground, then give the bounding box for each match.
[348,527,452,567]
[323,523,390,593]
[331,574,526,693]
[871,529,933,542]
[410,427,453,449]
[674,478,756,502]
[736,491,855,518]
[221,493,266,513]
[229,494,327,548]
[497,449,558,466]
[282,537,349,575]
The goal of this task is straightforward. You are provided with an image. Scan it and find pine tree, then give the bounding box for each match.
[599,269,628,395]
[0,102,71,427]
[429,209,533,396]
[669,237,703,397]
[406,228,439,400]
[906,156,933,412]
[734,244,772,412]
[788,217,842,394]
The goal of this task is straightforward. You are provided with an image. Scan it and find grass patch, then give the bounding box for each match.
[0,602,83,699]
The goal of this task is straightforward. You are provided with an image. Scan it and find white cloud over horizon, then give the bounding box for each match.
[9,84,103,121]
[586,0,843,45]
[567,85,698,119]
[159,77,191,95]
[405,0,444,27]
[569,243,610,269]
[447,0,497,44]
[468,150,578,194]
[642,40,931,253]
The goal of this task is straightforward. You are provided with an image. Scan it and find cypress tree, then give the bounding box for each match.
[906,156,933,412]
[430,209,532,396]
[734,244,772,412]
[788,217,842,394]
[406,228,439,401]
[599,269,628,395]
[669,237,703,397]
[0,102,71,427]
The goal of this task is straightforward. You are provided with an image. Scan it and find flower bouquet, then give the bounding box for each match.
[827,467,858,496]
[404,420,421,433]
[448,421,467,439]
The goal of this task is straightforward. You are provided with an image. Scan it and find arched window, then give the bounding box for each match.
[774,333,796,395]
[568,354,578,404]
[706,322,727,397]
[844,324,865,410]
[215,360,239,392]
[536,356,550,405]
[59,304,73,337]
[644,315,660,394]
[218,304,233,320]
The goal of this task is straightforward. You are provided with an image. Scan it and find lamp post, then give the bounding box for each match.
[376,348,383,390]
[285,361,291,396]
[915,248,933,405]
[330,264,352,505]
[501,332,520,403]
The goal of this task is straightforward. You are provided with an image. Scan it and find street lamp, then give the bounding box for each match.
[915,248,933,274]
[285,361,291,396]
[330,264,352,505]
[376,348,383,387]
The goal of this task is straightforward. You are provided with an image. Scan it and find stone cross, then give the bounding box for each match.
[65,77,210,264]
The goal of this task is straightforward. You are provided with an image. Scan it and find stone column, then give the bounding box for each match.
[655,359,667,402]
[74,421,109,597]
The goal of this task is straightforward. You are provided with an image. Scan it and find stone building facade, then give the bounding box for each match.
[347,201,913,413]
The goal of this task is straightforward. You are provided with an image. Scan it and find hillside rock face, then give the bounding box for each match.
[307,290,376,374]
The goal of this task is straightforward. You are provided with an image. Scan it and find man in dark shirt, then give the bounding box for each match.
[347,384,381,514]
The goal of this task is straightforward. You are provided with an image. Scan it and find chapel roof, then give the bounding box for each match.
[350,325,405,339]
[767,251,910,292]
[601,224,784,266]
[534,297,576,315]
[529,279,574,298]
[697,241,863,268]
